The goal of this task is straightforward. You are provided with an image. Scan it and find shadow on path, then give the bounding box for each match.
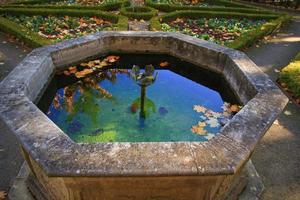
[0,33,31,192]
[246,18,300,200]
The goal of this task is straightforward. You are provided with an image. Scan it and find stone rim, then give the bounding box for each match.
[0,31,288,177]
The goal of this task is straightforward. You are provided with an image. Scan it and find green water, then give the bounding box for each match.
[40,54,238,143]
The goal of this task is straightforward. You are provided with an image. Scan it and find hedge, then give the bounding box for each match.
[159,10,280,22]
[10,0,58,5]
[4,0,126,11]
[0,7,120,22]
[145,0,267,12]
[120,6,158,20]
[115,15,128,30]
[0,16,51,47]
[227,14,291,49]
[150,16,161,31]
[279,52,300,98]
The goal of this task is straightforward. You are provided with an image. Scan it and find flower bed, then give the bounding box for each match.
[161,17,266,45]
[3,15,114,42]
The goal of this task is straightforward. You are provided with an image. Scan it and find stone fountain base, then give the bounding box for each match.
[8,160,264,200]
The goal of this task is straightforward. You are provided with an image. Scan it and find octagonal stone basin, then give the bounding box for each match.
[0,32,288,200]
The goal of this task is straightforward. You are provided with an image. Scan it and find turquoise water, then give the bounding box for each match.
[39,54,238,143]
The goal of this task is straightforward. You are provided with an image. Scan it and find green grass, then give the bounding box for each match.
[279,52,300,98]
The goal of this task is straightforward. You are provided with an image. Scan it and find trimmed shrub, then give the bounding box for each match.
[150,16,161,30]
[115,15,128,30]
[0,16,50,47]
[159,10,280,22]
[0,7,119,22]
[4,1,124,11]
[227,14,291,49]
[145,0,271,12]
[120,6,158,20]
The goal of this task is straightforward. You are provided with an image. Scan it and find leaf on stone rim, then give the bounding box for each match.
[0,191,7,200]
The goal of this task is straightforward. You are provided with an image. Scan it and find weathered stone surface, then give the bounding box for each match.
[0,31,288,199]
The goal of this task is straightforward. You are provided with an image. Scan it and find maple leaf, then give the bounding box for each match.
[106,55,120,63]
[68,66,77,74]
[193,105,206,113]
[75,69,93,78]
[229,104,241,113]
[191,125,207,135]
[206,118,220,128]
[63,70,71,76]
[159,61,169,68]
[87,61,95,68]
[0,191,7,200]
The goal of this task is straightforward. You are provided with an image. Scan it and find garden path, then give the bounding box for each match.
[0,33,30,194]
[246,17,300,200]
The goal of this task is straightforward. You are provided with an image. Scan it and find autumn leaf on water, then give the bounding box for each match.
[206,117,220,128]
[106,55,120,63]
[159,61,169,68]
[193,105,206,113]
[68,66,77,74]
[63,70,71,76]
[191,124,207,135]
[87,61,95,68]
[0,191,7,200]
[75,69,93,78]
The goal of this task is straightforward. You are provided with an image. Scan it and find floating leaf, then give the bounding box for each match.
[68,66,77,73]
[191,125,207,135]
[106,55,120,63]
[206,117,220,128]
[63,70,71,76]
[193,105,206,113]
[159,61,169,67]
[75,68,93,78]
